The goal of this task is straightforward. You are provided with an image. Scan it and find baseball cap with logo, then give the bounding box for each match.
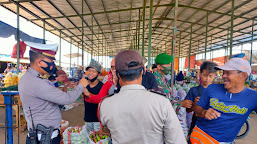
[115,50,143,71]
[215,58,251,75]
[86,61,102,73]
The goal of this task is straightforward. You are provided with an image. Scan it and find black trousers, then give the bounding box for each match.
[26,133,61,144]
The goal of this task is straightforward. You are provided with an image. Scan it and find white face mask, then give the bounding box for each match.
[111,69,116,78]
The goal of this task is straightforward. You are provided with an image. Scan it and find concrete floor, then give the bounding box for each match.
[0,100,256,144]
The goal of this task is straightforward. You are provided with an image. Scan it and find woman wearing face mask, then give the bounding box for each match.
[83,61,103,132]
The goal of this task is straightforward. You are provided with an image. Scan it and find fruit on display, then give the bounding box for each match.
[101,70,108,76]
[4,72,18,87]
[89,131,108,143]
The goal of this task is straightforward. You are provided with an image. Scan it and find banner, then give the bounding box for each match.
[184,55,196,69]
[174,58,179,70]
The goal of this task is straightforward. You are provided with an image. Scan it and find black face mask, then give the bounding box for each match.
[41,60,57,76]
[86,76,98,82]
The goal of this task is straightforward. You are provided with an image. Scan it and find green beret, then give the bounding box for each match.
[155,53,173,64]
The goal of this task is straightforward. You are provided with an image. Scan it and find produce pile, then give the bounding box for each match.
[3,72,25,87]
[89,131,108,143]
[4,72,18,87]
[62,125,112,144]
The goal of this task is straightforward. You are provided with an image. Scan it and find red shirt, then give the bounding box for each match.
[84,81,113,104]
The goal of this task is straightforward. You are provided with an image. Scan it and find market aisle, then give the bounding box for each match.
[0,103,256,144]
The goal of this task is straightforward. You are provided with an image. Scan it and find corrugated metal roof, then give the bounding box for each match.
[1,0,257,58]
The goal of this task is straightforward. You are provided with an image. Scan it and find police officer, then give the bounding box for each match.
[18,41,89,144]
[99,50,186,144]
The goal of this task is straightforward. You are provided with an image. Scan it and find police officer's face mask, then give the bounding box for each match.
[41,60,57,76]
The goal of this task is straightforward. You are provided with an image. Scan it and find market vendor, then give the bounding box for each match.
[83,61,103,132]
[18,41,89,144]
[4,63,15,74]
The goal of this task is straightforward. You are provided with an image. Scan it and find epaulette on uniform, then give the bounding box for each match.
[149,90,166,97]
[101,93,114,101]
[37,75,45,79]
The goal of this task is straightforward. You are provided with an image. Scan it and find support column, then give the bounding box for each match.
[16,4,20,74]
[82,0,84,68]
[171,0,178,87]
[188,24,192,71]
[230,0,235,58]
[70,39,72,75]
[210,36,212,61]
[178,32,181,71]
[91,14,93,61]
[165,43,167,54]
[98,28,99,62]
[147,0,153,71]
[77,44,79,66]
[43,20,45,43]
[225,30,229,63]
[250,19,254,66]
[136,23,138,50]
[204,12,208,60]
[59,32,61,69]
[142,0,146,56]
[102,35,104,63]
[138,9,141,50]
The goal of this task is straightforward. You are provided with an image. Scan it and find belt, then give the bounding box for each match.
[28,128,60,141]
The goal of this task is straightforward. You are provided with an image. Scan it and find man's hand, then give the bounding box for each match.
[194,96,200,104]
[83,88,90,98]
[79,77,89,88]
[56,76,65,82]
[181,100,193,108]
[69,81,76,89]
[98,126,111,137]
[204,108,221,120]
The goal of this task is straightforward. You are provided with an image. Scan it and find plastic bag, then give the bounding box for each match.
[61,120,69,133]
[87,131,111,144]
[63,125,88,144]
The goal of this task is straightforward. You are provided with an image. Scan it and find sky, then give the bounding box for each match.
[0,7,111,69]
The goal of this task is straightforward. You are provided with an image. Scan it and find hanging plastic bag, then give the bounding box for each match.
[62,125,88,144]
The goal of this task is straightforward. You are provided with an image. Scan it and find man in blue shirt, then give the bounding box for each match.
[192,58,257,143]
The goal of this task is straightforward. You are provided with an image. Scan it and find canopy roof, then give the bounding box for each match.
[1,0,257,58]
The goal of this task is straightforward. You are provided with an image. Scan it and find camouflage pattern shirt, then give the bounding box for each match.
[153,71,181,115]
